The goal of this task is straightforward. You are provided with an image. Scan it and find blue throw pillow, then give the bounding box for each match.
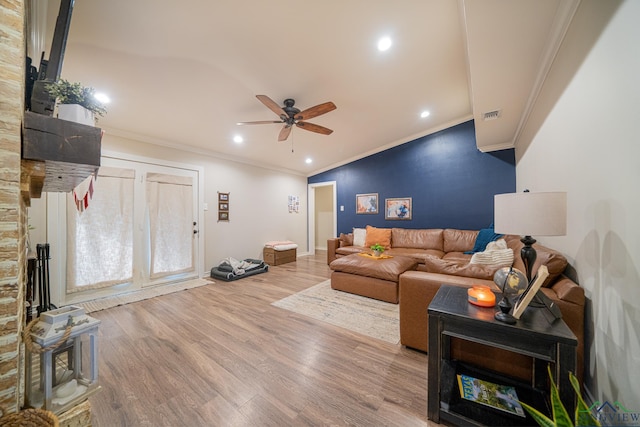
[465,227,504,254]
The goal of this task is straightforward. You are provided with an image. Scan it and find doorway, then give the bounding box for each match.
[46,154,204,306]
[307,181,336,255]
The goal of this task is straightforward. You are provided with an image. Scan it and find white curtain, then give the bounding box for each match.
[66,167,135,293]
[146,173,194,279]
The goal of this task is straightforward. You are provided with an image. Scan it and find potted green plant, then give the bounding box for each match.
[370,243,385,257]
[45,79,107,125]
[520,366,600,427]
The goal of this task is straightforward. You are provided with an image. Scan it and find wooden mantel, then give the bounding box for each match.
[21,111,102,204]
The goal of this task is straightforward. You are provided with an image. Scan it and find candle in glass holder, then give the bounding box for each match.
[467,285,496,307]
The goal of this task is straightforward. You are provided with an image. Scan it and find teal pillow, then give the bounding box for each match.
[465,227,503,254]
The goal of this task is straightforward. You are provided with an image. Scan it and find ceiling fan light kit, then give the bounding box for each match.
[237,95,336,142]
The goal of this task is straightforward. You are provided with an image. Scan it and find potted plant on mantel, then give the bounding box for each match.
[45,79,107,126]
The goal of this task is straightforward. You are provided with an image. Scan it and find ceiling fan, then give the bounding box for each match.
[237,95,336,141]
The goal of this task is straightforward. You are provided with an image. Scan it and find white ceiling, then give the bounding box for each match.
[42,0,580,175]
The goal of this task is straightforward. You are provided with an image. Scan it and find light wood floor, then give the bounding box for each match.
[88,252,439,426]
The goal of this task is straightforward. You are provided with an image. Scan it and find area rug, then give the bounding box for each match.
[75,278,210,313]
[272,280,400,344]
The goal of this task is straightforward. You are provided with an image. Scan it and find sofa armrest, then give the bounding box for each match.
[327,238,340,264]
[541,275,585,384]
[550,275,585,306]
[398,271,444,352]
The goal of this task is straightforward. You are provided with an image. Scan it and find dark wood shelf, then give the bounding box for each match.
[21,111,102,198]
[440,360,549,427]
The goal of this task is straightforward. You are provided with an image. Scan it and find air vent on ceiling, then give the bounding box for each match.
[483,109,502,121]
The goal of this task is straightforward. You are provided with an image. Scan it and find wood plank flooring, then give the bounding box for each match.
[88,252,440,426]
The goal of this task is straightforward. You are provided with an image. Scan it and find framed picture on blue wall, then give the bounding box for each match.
[356,193,378,214]
[385,197,412,220]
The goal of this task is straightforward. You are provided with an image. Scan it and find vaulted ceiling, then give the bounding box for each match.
[39,0,580,175]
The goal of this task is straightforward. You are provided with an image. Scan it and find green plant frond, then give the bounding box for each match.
[569,372,601,427]
[44,79,108,118]
[370,243,385,252]
[522,367,598,427]
[548,365,574,427]
[520,400,556,427]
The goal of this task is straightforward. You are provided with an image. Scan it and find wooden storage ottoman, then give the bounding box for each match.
[263,247,297,265]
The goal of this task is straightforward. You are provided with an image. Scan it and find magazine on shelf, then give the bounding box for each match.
[457,373,526,418]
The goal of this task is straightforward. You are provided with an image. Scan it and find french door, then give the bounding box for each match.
[49,155,202,305]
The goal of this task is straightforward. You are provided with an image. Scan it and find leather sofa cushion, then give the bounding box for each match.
[335,246,367,256]
[330,254,418,282]
[386,247,445,260]
[505,236,568,287]
[339,233,353,247]
[442,252,473,263]
[332,271,399,303]
[391,228,443,250]
[364,225,392,249]
[443,229,478,253]
[423,257,496,280]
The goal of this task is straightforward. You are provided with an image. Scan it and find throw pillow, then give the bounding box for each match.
[364,225,392,249]
[339,233,354,247]
[469,239,514,268]
[465,226,503,254]
[353,228,367,247]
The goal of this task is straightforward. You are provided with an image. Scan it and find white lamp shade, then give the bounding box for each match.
[494,192,567,236]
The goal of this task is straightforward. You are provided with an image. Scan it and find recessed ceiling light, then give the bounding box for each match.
[305,158,312,164]
[94,92,110,104]
[420,110,430,118]
[377,36,392,52]
[233,135,243,143]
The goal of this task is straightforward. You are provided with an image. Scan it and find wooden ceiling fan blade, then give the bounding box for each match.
[294,101,336,121]
[278,125,292,141]
[256,95,287,119]
[295,121,333,135]
[236,120,283,125]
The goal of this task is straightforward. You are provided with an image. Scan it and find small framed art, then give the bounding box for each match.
[512,265,549,319]
[218,192,229,221]
[356,193,378,214]
[385,197,412,220]
[288,195,300,213]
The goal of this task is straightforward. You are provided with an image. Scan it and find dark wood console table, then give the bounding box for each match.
[427,285,577,426]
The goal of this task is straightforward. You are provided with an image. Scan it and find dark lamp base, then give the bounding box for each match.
[494,311,517,324]
[494,295,516,324]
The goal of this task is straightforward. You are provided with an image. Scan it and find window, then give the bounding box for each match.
[66,167,135,292]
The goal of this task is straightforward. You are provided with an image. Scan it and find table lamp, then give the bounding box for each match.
[467,285,496,307]
[493,191,567,317]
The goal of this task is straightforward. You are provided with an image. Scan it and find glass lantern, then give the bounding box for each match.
[25,306,101,414]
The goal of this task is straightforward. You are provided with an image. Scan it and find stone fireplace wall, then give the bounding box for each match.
[0,0,26,414]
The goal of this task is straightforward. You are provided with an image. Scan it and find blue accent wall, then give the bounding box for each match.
[308,120,515,234]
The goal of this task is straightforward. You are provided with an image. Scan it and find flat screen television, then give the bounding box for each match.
[27,0,74,115]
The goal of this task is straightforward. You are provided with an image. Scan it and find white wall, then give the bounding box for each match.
[516,0,639,407]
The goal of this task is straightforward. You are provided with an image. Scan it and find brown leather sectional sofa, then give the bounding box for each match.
[327,227,585,383]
